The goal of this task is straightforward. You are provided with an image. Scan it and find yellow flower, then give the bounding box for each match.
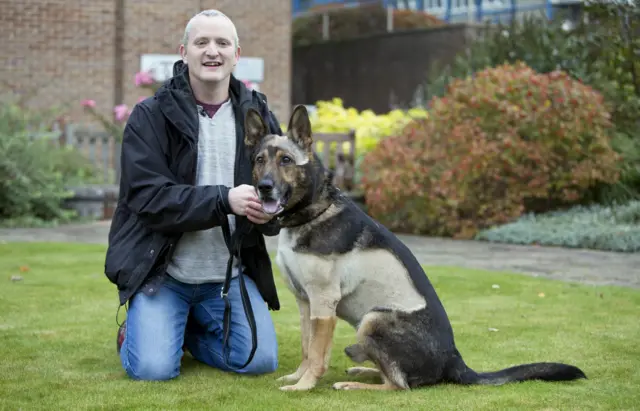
[308,99,429,156]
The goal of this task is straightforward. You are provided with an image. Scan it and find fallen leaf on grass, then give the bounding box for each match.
[492,284,500,289]
[488,327,499,332]
[19,265,30,273]
[538,292,545,297]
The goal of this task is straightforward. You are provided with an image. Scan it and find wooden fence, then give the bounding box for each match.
[65,124,121,185]
[37,121,121,185]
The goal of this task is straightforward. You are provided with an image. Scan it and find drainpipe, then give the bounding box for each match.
[546,0,554,19]
[113,0,125,184]
[476,0,483,22]
[322,12,330,40]
[114,0,124,107]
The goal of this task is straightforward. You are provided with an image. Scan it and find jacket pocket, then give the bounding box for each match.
[104,207,146,287]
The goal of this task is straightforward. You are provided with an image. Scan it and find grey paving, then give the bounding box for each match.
[1,220,638,288]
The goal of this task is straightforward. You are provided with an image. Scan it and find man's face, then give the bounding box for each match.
[179,15,240,85]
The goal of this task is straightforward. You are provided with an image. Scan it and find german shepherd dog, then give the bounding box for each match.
[244,105,587,392]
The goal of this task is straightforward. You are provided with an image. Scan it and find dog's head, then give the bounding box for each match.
[244,104,315,216]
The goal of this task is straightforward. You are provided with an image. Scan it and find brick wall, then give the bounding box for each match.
[0,0,291,125]
[0,0,116,121]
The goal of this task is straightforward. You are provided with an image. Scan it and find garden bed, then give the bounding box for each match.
[476,201,640,253]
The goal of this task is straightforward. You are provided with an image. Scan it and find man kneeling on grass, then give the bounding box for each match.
[104,9,283,380]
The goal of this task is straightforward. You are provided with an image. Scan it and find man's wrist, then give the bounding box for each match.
[218,185,232,215]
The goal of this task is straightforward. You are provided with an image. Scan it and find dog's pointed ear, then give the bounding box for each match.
[244,108,268,148]
[286,105,313,150]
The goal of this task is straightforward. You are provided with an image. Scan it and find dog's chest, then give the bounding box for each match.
[275,229,311,300]
[276,229,339,300]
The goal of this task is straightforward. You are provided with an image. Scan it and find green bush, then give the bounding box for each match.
[0,99,99,227]
[424,6,640,203]
[475,201,640,253]
[577,0,640,202]
[49,145,103,186]
[579,0,640,133]
[423,15,589,100]
[361,62,620,239]
[592,131,640,204]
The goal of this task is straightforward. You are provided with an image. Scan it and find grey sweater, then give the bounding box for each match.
[166,100,241,284]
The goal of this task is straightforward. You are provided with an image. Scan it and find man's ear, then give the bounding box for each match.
[286,105,313,150]
[244,108,268,148]
[179,44,187,64]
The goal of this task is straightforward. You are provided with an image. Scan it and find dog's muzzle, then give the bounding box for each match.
[257,177,285,215]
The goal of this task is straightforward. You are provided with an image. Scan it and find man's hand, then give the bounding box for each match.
[228,184,273,225]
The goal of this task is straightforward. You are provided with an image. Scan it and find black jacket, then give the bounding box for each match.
[104,60,281,311]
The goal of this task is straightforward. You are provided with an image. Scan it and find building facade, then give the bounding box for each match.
[1,0,292,125]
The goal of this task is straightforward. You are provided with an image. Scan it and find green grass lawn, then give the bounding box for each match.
[1,242,639,410]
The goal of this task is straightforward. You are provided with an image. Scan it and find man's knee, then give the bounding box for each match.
[120,333,182,381]
[240,277,279,374]
[118,282,190,381]
[123,353,181,381]
[234,344,278,375]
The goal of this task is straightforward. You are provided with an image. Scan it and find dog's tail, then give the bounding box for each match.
[449,356,587,386]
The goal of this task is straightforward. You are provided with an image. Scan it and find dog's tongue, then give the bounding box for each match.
[262,199,281,215]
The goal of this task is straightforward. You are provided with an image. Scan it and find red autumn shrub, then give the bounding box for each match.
[361,62,621,239]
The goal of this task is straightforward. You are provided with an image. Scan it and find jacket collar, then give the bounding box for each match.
[156,60,255,142]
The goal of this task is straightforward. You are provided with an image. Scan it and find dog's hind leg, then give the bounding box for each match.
[344,343,381,378]
[334,346,409,391]
[344,344,381,377]
[277,298,311,383]
[346,367,381,378]
[344,343,369,362]
[333,374,403,391]
[334,310,410,391]
[335,343,409,391]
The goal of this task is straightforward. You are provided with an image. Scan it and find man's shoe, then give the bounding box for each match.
[116,321,126,355]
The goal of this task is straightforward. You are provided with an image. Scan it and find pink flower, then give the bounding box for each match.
[134,71,155,87]
[81,99,96,108]
[113,104,130,122]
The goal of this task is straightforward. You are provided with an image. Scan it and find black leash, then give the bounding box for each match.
[219,219,257,371]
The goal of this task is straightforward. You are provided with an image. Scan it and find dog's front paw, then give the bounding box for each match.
[277,373,301,383]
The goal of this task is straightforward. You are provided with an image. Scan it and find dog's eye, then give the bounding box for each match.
[256,155,264,164]
[281,156,292,165]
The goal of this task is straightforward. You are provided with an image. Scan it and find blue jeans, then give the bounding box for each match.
[119,273,278,380]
